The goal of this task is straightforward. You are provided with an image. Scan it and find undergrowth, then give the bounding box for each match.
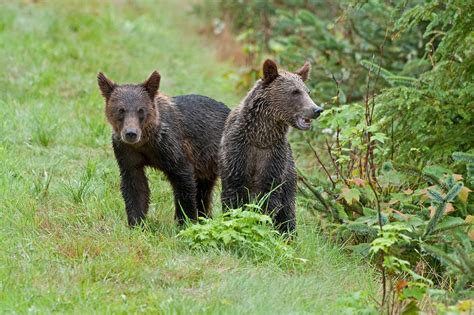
[178,206,297,265]
[196,0,474,313]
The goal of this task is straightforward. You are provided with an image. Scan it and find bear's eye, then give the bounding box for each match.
[118,108,125,114]
[292,89,301,96]
[138,108,145,115]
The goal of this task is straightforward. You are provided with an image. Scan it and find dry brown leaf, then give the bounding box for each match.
[396,280,408,293]
[429,203,455,217]
[445,203,455,214]
[429,206,436,218]
[351,178,365,187]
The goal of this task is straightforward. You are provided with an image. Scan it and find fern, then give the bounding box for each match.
[445,182,463,201]
[427,189,444,203]
[360,60,417,87]
[422,244,465,273]
[453,152,474,181]
[424,201,447,237]
[424,183,463,236]
[394,3,439,35]
[453,152,474,164]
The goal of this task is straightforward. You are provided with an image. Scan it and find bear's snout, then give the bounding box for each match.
[312,107,323,119]
[122,127,141,144]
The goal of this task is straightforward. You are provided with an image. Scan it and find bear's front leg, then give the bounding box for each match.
[221,180,249,211]
[258,150,286,214]
[113,140,150,227]
[274,177,296,234]
[274,155,297,234]
[120,166,150,226]
[220,146,248,211]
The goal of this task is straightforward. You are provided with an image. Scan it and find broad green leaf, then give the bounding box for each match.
[341,187,360,205]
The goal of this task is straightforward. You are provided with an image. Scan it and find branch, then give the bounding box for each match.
[298,174,341,222]
[306,140,336,189]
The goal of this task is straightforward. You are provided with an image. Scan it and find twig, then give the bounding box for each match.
[368,172,386,306]
[329,71,344,174]
[390,118,394,161]
[298,175,341,222]
[306,140,336,189]
[325,138,349,186]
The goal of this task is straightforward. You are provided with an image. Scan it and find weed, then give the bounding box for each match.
[63,160,96,204]
[31,169,53,199]
[31,117,57,147]
[178,205,296,264]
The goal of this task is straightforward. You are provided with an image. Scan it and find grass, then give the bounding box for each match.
[0,0,378,313]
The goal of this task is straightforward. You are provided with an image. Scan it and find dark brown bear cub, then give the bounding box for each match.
[98,71,230,226]
[219,60,322,233]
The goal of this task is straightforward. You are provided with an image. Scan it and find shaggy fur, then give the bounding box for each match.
[219,60,323,233]
[98,71,230,226]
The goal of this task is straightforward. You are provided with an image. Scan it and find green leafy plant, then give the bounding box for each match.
[177,205,296,264]
[453,152,474,185]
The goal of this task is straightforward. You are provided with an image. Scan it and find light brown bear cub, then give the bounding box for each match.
[219,60,322,233]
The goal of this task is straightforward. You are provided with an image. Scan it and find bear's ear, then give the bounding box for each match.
[97,72,116,100]
[295,61,311,82]
[142,70,161,100]
[262,59,279,85]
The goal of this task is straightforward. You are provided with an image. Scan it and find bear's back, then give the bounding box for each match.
[172,94,230,179]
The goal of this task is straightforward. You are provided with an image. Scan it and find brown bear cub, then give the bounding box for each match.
[219,59,323,233]
[98,71,230,226]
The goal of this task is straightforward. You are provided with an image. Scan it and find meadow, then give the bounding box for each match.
[0,1,377,313]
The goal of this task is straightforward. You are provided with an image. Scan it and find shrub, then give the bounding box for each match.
[177,205,296,264]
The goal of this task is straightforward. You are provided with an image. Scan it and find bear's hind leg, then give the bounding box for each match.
[167,168,198,225]
[196,178,216,218]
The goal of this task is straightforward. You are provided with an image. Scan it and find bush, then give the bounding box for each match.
[177,206,296,264]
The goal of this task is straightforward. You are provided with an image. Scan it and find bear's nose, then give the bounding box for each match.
[125,129,137,141]
[313,107,323,118]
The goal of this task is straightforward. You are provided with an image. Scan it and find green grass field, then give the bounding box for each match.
[0,1,377,313]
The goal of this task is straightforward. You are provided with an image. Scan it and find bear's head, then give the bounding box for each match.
[97,71,161,145]
[260,59,323,130]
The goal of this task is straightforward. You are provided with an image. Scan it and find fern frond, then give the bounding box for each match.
[422,244,465,273]
[445,182,463,201]
[427,189,444,203]
[453,152,474,164]
[424,201,446,237]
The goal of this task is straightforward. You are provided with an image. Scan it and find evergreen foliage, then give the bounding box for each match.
[196,0,474,310]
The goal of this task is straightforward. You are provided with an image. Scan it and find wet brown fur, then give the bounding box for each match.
[98,71,230,226]
[219,60,322,233]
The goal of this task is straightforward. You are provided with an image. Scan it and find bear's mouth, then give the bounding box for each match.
[122,137,140,145]
[294,116,313,130]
